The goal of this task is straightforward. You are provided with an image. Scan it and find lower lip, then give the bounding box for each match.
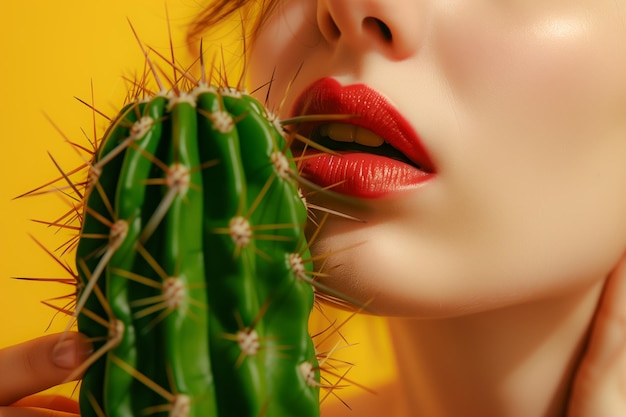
[297,151,434,198]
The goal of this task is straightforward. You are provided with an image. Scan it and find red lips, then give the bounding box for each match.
[290,77,435,198]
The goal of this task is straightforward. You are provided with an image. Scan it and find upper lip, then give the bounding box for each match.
[289,77,435,173]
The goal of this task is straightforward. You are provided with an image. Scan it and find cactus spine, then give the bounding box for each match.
[74,80,320,417]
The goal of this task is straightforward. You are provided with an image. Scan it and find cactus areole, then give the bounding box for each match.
[75,83,320,417]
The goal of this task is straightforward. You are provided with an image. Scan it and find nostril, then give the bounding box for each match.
[363,17,393,42]
[322,13,341,41]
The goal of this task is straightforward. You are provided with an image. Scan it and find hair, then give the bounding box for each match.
[187,0,282,44]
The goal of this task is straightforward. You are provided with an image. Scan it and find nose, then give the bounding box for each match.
[317,0,423,60]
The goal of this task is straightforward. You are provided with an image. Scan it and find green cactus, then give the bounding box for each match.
[73,79,321,417]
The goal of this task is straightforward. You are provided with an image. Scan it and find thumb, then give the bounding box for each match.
[568,252,626,417]
[0,332,92,406]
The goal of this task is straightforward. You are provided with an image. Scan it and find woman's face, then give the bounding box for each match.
[248,0,626,316]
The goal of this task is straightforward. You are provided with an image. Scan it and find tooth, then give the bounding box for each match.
[325,123,356,142]
[319,123,385,147]
[354,127,385,147]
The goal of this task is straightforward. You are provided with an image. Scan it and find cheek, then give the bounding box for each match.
[430,4,626,279]
[432,7,626,129]
[248,0,322,99]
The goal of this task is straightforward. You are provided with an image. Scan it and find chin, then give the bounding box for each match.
[308,224,607,320]
[308,232,476,318]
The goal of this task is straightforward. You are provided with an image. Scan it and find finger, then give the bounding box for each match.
[581,254,626,370]
[11,396,79,414]
[568,253,626,416]
[0,333,92,406]
[0,406,78,417]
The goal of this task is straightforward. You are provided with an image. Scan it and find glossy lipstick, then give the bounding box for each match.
[290,77,435,198]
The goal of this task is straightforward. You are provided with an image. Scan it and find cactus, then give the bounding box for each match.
[69,74,324,417]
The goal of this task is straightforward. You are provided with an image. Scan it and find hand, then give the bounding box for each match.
[0,332,92,417]
[568,252,626,417]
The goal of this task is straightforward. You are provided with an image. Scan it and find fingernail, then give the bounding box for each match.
[53,335,92,369]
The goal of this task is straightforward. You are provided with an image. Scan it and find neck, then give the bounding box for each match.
[386,282,603,417]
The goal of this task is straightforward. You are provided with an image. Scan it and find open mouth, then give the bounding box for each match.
[289,78,435,198]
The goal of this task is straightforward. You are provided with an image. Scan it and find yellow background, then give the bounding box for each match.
[0,0,395,405]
